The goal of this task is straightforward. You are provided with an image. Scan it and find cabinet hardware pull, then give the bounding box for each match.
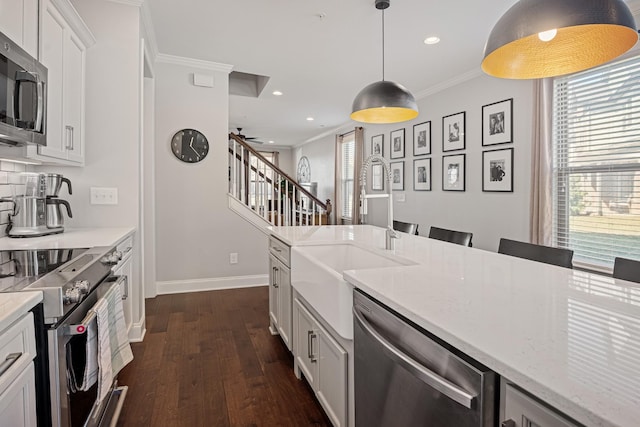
[273,247,282,253]
[65,125,73,150]
[272,266,278,288]
[308,330,317,363]
[122,275,129,300]
[0,352,21,377]
[501,420,516,427]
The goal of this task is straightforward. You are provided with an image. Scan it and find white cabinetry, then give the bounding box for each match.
[36,0,92,164]
[0,0,38,57]
[293,298,347,427]
[268,236,292,351]
[113,237,134,337]
[0,313,37,427]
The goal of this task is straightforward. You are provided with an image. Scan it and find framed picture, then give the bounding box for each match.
[371,134,384,156]
[413,121,431,156]
[482,98,513,146]
[442,154,465,191]
[413,158,431,191]
[390,128,405,159]
[390,161,404,191]
[371,163,384,191]
[442,112,465,152]
[483,148,514,192]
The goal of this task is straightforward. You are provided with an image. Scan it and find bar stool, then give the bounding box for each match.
[613,257,640,283]
[392,220,419,236]
[498,238,573,268]
[428,226,473,247]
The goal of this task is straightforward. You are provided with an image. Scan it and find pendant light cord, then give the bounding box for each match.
[381,9,385,81]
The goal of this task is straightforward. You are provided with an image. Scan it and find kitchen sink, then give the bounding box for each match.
[291,243,414,339]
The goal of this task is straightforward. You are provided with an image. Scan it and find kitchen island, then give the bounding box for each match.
[269,225,640,427]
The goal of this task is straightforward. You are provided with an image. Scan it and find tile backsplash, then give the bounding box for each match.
[0,161,30,238]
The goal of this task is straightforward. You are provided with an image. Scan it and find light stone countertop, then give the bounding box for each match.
[0,227,135,250]
[271,224,640,427]
[0,291,42,333]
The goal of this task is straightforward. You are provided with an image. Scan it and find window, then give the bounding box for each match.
[553,55,640,269]
[249,151,278,210]
[339,133,355,221]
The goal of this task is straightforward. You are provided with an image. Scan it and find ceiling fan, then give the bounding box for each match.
[233,128,266,144]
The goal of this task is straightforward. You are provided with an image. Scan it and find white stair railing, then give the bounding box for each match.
[228,133,332,227]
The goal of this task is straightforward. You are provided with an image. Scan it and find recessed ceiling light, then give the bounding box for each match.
[424,36,440,45]
[306,117,314,121]
[268,140,274,144]
[272,90,283,96]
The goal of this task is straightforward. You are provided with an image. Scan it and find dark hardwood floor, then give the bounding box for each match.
[116,287,331,427]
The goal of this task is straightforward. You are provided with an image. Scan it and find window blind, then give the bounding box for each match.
[553,55,640,270]
[341,136,355,219]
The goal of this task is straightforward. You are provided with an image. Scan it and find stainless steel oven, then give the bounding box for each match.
[353,290,497,427]
[0,245,130,427]
[0,29,47,146]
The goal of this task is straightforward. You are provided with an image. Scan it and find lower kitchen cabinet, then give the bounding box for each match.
[269,253,292,350]
[293,298,347,427]
[501,380,578,427]
[0,364,36,427]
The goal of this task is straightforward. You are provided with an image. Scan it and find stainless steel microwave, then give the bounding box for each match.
[0,30,47,146]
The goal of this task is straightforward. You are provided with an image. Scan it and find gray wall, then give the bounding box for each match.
[364,74,534,251]
[154,61,267,283]
[294,134,337,207]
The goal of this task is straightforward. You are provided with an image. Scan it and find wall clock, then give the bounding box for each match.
[171,128,209,163]
[297,156,311,183]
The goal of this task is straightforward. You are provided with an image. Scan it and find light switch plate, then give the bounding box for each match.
[90,187,118,205]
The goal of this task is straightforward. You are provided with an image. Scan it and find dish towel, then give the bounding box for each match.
[96,283,134,403]
[66,314,99,392]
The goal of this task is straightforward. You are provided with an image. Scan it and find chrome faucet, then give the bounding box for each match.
[359,154,399,250]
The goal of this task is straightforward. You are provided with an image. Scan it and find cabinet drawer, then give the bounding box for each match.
[503,382,578,427]
[269,236,290,266]
[0,314,36,394]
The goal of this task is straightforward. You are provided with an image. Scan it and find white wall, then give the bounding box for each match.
[293,134,337,207]
[364,74,534,251]
[154,61,268,286]
[41,0,141,230]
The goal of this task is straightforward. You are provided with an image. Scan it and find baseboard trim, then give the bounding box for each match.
[156,274,268,295]
[128,322,146,343]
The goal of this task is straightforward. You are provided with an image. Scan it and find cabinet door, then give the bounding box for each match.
[114,255,133,335]
[316,328,348,427]
[293,298,318,387]
[268,254,280,332]
[0,364,36,427]
[63,31,84,163]
[39,1,66,159]
[277,264,291,351]
[503,383,577,427]
[0,0,38,58]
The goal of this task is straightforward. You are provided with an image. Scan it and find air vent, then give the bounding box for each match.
[229,71,270,98]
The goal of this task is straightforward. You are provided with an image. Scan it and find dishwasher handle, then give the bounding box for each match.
[353,305,477,409]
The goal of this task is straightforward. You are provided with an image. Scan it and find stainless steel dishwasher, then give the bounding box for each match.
[353,290,497,427]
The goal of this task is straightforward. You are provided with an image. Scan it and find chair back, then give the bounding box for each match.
[498,238,573,268]
[393,220,419,235]
[613,257,640,283]
[428,226,473,247]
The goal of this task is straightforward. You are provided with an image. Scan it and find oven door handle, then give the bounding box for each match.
[64,276,125,336]
[353,305,477,409]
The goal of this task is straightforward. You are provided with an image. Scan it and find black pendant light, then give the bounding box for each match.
[351,0,418,124]
[482,0,638,79]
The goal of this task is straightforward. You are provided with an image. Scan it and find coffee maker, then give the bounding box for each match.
[1,173,73,237]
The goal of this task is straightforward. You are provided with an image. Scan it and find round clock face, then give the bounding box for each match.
[171,129,209,163]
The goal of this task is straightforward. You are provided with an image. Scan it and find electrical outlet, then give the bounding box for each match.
[90,187,118,205]
[229,253,238,264]
[396,192,406,202]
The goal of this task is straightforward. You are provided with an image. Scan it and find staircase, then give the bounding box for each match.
[228,133,332,232]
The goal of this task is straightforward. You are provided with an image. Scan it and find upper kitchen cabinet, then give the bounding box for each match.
[0,0,39,58]
[36,0,95,165]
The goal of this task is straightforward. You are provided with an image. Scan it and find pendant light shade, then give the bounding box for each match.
[482,0,638,79]
[351,81,419,123]
[351,0,418,124]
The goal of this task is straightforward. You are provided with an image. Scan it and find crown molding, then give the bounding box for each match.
[298,123,355,147]
[156,54,234,73]
[51,0,96,47]
[140,1,159,61]
[105,0,144,6]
